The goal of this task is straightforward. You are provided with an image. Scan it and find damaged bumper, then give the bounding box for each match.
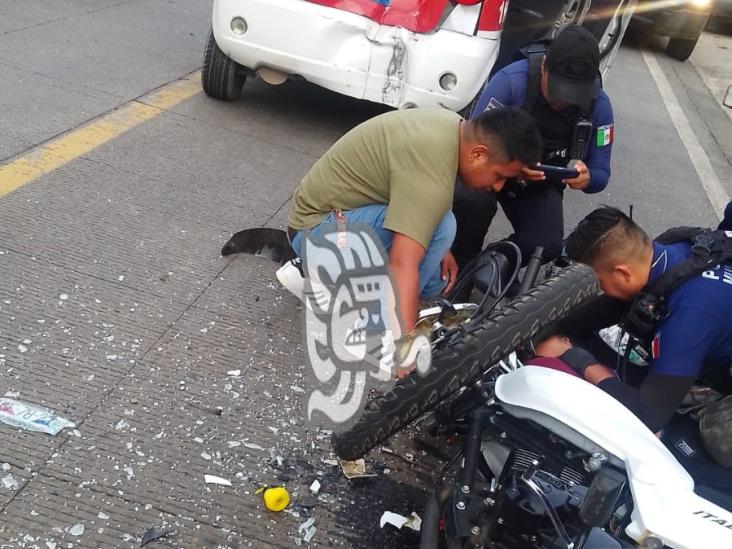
[212,0,500,111]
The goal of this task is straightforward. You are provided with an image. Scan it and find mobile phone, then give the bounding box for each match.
[536,163,579,181]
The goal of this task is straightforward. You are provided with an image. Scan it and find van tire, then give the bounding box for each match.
[202,28,246,101]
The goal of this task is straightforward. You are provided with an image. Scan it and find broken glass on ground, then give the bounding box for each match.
[204,474,232,487]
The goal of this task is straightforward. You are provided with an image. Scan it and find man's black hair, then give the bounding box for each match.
[472,107,543,167]
[565,206,649,266]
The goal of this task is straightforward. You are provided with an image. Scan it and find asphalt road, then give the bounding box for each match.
[0,2,730,548]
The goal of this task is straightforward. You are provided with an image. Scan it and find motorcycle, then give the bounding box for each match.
[330,241,732,549]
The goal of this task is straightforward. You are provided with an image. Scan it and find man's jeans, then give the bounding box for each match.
[290,204,456,298]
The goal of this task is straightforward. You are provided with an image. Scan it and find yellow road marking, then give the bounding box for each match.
[0,71,202,198]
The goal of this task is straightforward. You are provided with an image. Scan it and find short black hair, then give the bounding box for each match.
[471,107,543,167]
[565,206,650,268]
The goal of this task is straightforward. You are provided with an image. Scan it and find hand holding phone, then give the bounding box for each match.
[536,163,580,181]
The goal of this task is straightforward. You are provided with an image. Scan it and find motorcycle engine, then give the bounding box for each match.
[487,449,590,549]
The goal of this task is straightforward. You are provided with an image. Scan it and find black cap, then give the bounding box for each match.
[545,25,600,112]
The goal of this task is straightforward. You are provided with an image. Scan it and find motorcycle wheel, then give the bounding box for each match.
[332,263,599,461]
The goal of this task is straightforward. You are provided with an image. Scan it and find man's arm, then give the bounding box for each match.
[581,305,717,432]
[389,233,425,332]
[582,93,614,194]
[547,343,697,432]
[597,373,696,432]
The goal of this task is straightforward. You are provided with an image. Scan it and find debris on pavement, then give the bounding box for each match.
[2,473,19,491]
[140,526,174,546]
[303,525,317,543]
[204,474,232,487]
[381,447,415,464]
[68,524,85,537]
[226,369,241,376]
[261,486,290,512]
[298,517,317,544]
[243,442,264,451]
[309,480,321,494]
[340,458,377,479]
[379,511,422,532]
[299,495,318,508]
[404,512,422,532]
[0,398,75,435]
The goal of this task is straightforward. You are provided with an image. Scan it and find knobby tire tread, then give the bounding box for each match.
[332,264,599,460]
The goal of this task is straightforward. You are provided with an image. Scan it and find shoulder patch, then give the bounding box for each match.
[595,124,613,147]
[486,97,504,110]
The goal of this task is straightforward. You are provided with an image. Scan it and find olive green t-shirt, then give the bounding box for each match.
[287,108,461,250]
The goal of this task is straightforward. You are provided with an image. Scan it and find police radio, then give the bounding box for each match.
[622,228,732,343]
[570,119,594,161]
[621,293,670,344]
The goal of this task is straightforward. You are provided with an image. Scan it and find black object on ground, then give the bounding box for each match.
[140,526,174,546]
[221,228,295,264]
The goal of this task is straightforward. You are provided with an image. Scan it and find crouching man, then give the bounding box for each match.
[538,206,732,432]
[277,107,542,333]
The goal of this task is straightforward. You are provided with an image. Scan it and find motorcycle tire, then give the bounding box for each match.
[332,263,599,461]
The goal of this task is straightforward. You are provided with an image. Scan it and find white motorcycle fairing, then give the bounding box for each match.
[495,366,732,549]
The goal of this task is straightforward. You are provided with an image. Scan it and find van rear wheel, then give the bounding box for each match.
[666,36,699,62]
[202,28,246,101]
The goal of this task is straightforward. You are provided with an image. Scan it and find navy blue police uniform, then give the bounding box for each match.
[598,238,732,432]
[452,55,614,270]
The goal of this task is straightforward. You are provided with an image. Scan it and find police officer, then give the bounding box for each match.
[452,25,614,271]
[541,206,732,441]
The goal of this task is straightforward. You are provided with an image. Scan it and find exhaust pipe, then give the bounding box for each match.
[257,66,287,85]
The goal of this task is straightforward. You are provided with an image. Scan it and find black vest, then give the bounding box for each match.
[522,50,587,167]
[531,99,579,166]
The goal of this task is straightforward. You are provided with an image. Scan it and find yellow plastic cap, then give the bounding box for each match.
[263,486,290,512]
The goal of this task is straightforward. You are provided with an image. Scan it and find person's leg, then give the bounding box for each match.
[498,185,565,265]
[294,204,455,298]
[338,205,456,298]
[451,180,499,270]
[289,211,336,258]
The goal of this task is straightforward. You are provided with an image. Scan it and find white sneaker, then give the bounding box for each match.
[276,259,305,300]
[276,259,330,310]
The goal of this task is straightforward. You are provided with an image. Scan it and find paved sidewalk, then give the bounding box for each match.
[0,76,437,548]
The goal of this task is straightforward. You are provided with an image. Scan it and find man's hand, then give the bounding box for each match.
[563,160,590,190]
[440,250,459,296]
[519,164,546,182]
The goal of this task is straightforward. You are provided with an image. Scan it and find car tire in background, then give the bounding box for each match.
[202,28,246,101]
[665,36,700,61]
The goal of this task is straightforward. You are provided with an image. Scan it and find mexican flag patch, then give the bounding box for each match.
[596,124,613,147]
